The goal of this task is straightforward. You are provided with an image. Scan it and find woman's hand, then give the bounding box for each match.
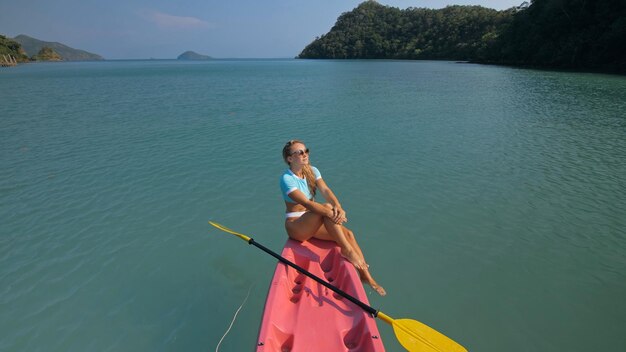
[332,206,347,224]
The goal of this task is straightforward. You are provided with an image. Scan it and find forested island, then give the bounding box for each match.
[299,0,625,73]
[14,35,103,61]
[0,34,103,64]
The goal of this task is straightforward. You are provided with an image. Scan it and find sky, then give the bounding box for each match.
[0,1,523,59]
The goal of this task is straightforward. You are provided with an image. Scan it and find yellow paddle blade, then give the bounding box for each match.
[208,221,252,242]
[393,318,467,352]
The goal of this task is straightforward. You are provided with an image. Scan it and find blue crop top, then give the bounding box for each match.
[280,166,322,202]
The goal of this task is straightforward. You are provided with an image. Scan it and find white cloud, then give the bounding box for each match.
[142,10,211,29]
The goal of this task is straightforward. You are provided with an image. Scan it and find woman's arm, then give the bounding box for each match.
[316,178,347,224]
[287,190,334,217]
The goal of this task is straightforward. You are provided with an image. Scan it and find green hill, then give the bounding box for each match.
[299,0,626,73]
[13,34,103,61]
[298,1,511,60]
[483,0,626,72]
[0,35,29,63]
[177,51,212,60]
[32,47,63,61]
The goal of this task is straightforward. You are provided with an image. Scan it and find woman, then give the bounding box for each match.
[280,140,386,296]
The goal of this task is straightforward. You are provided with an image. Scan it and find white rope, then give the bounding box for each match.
[215,283,254,352]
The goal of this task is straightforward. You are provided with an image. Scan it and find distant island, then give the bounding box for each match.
[177,51,212,60]
[299,0,625,73]
[1,34,104,62]
[14,34,103,61]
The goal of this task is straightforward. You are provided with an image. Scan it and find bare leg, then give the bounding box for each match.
[309,213,386,296]
[285,212,365,271]
[343,228,386,296]
[321,217,366,271]
[343,228,367,266]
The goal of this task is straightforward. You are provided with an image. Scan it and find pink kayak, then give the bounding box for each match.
[256,238,385,352]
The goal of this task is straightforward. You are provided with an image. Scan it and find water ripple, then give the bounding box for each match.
[1,60,625,352]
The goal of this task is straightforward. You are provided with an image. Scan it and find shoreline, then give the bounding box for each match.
[5,57,625,76]
[295,57,626,76]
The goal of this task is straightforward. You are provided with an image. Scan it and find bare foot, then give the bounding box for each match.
[358,267,386,296]
[370,283,387,296]
[341,248,367,271]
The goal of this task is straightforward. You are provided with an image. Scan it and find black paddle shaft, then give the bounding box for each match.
[248,238,379,317]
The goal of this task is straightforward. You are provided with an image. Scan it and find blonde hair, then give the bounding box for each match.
[282,139,316,199]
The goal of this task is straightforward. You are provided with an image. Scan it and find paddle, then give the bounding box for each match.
[209,221,468,352]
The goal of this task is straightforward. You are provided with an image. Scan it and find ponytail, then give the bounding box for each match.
[301,164,317,199]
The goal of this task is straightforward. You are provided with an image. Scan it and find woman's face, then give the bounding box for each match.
[288,143,309,166]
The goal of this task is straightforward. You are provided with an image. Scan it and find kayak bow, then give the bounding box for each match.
[209,221,467,352]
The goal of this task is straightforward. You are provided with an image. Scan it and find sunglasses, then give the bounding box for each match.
[290,148,310,156]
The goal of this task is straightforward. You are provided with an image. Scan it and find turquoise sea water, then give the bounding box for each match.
[1,60,625,351]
